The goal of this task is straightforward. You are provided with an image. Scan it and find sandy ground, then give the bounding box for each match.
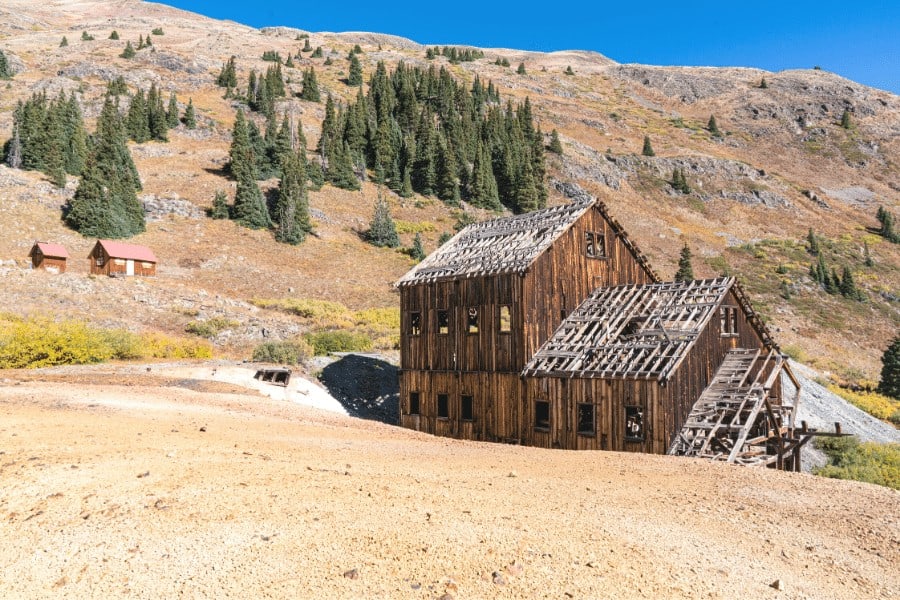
[0,370,897,599]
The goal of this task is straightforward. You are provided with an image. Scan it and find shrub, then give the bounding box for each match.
[304,330,373,355]
[185,317,239,338]
[827,384,900,425]
[813,437,900,490]
[252,340,312,364]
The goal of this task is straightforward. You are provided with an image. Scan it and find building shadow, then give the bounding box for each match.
[318,354,399,425]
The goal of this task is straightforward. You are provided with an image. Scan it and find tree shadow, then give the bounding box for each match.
[318,354,399,425]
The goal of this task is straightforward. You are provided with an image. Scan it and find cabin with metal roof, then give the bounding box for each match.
[398,195,815,469]
[88,240,157,277]
[29,241,69,273]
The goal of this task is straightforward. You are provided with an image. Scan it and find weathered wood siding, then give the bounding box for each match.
[89,247,157,277]
[31,254,67,273]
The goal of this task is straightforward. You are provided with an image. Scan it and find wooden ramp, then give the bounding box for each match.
[669,348,794,467]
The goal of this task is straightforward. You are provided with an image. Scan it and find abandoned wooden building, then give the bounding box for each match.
[397,196,810,468]
[29,241,69,273]
[88,239,157,277]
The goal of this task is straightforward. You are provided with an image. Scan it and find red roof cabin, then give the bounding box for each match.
[29,241,70,273]
[89,239,157,277]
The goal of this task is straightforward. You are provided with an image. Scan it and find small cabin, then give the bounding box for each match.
[29,241,69,273]
[88,239,157,277]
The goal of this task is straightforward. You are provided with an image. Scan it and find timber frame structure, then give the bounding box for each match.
[398,195,827,469]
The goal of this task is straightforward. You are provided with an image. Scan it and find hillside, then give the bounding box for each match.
[0,368,897,598]
[0,0,897,380]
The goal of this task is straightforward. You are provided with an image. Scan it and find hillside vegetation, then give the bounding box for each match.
[0,0,897,385]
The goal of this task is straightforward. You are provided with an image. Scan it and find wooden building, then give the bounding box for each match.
[88,239,157,277]
[29,241,69,273]
[398,196,808,468]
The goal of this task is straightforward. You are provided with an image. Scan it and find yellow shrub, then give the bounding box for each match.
[828,384,900,424]
[395,220,437,234]
[141,333,213,359]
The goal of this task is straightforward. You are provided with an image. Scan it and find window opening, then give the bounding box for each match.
[437,310,449,335]
[625,406,645,441]
[585,231,606,258]
[720,306,738,336]
[467,307,479,334]
[499,305,511,333]
[577,403,595,435]
[409,392,420,415]
[437,393,449,418]
[410,312,421,336]
[460,395,473,421]
[534,400,550,431]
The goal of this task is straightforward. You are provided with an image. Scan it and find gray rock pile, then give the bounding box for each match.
[141,193,204,221]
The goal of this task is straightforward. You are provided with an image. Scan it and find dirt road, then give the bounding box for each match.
[0,372,896,599]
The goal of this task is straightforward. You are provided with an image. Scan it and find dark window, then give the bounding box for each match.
[720,306,738,336]
[409,312,421,336]
[409,392,420,415]
[437,393,449,418]
[467,307,479,334]
[437,310,449,335]
[625,406,644,441]
[534,400,550,431]
[499,305,511,333]
[560,309,567,320]
[585,231,606,258]
[577,403,595,435]
[460,395,473,421]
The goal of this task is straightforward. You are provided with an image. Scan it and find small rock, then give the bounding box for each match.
[199,426,207,432]
[137,471,150,478]
[770,579,785,591]
[492,571,506,585]
[507,471,518,478]
[343,568,359,580]
[438,594,454,600]
[586,561,598,568]
[505,561,524,576]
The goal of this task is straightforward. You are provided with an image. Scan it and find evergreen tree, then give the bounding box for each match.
[66,96,144,238]
[273,150,311,244]
[548,129,563,154]
[81,31,94,41]
[0,49,12,79]
[232,166,270,229]
[436,136,460,205]
[228,109,252,179]
[166,92,179,129]
[109,30,119,40]
[5,125,22,169]
[839,265,861,299]
[120,41,135,59]
[840,108,852,129]
[302,38,312,53]
[825,267,840,295]
[347,53,363,86]
[366,195,400,247]
[469,141,501,210]
[311,46,323,58]
[106,76,128,96]
[876,207,899,243]
[514,160,541,213]
[324,56,333,66]
[806,228,820,255]
[516,62,526,75]
[399,165,414,198]
[564,65,574,76]
[708,115,721,137]
[285,55,294,68]
[410,232,425,261]
[147,83,168,141]
[877,335,900,400]
[60,36,68,48]
[137,34,145,50]
[326,141,360,190]
[182,98,196,129]
[759,77,768,89]
[864,240,874,267]
[217,56,238,88]
[210,190,229,219]
[675,244,694,282]
[641,135,655,157]
[126,88,150,142]
[299,67,320,102]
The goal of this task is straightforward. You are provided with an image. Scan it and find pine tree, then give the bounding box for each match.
[806,228,820,255]
[759,77,768,89]
[166,92,179,129]
[516,62,526,75]
[548,129,563,154]
[324,56,333,66]
[126,88,150,142]
[642,135,655,157]
[232,167,270,229]
[675,244,694,282]
[273,151,311,244]
[182,98,196,129]
[302,38,312,53]
[825,267,840,294]
[228,109,252,179]
[0,49,12,79]
[839,266,858,298]
[147,83,168,141]
[864,240,874,267]
[564,65,574,76]
[708,115,721,137]
[300,67,320,102]
[410,232,425,261]
[399,166,414,198]
[109,30,120,40]
[60,36,68,48]
[366,194,400,248]
[120,41,135,59]
[5,124,22,169]
[435,136,460,205]
[326,141,360,190]
[469,141,501,210]
[877,335,900,400]
[137,34,145,50]
[311,46,323,58]
[217,56,238,88]
[210,190,229,219]
[840,108,852,129]
[81,31,94,41]
[347,53,363,86]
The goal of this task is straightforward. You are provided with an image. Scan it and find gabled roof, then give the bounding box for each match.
[92,240,157,262]
[396,198,595,287]
[396,196,660,287]
[30,242,69,259]
[524,278,738,382]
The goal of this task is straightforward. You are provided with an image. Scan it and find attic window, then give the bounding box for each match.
[460,395,473,421]
[409,312,421,336]
[467,308,479,334]
[585,231,606,259]
[625,406,644,441]
[437,310,449,335]
[577,403,595,435]
[437,393,449,419]
[409,392,420,415]
[720,306,738,336]
[534,400,550,431]
[499,305,511,333]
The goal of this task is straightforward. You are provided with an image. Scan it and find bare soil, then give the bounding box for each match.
[1,368,897,599]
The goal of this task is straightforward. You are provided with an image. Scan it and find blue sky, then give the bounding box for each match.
[159,0,899,93]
